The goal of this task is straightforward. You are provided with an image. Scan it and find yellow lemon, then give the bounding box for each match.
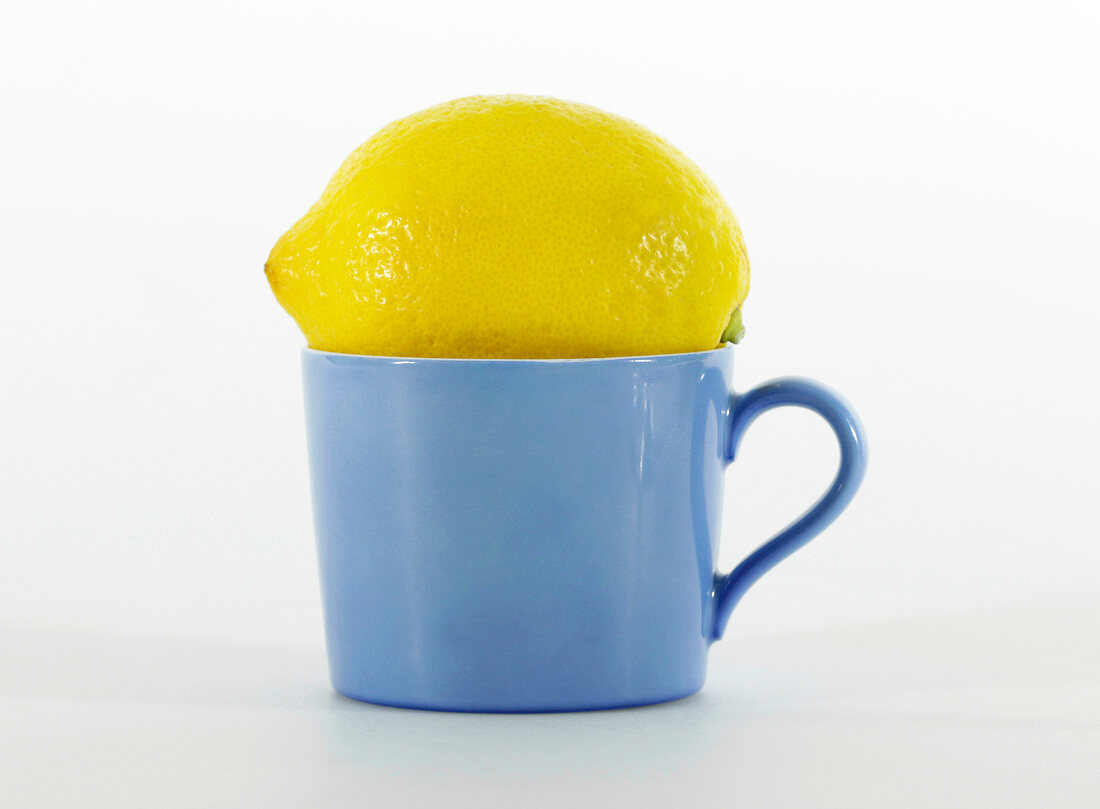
[265,95,749,358]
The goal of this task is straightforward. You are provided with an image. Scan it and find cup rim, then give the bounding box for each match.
[303,344,733,365]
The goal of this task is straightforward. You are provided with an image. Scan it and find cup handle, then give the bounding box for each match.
[711,377,868,640]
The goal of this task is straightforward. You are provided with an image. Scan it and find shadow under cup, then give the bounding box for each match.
[302,346,866,712]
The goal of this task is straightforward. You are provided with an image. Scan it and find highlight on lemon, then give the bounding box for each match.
[265,95,749,359]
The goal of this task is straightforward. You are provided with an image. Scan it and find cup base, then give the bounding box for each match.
[330,684,704,714]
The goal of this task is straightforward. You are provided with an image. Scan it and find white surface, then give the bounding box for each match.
[3,600,1098,807]
[2,0,1099,805]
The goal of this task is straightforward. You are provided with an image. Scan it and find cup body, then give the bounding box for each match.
[303,347,735,712]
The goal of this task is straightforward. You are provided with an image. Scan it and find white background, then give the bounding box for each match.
[2,1,1098,806]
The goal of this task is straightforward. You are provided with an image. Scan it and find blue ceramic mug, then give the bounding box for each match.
[303,345,866,712]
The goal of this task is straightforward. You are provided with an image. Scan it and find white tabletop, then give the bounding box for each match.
[4,598,1096,808]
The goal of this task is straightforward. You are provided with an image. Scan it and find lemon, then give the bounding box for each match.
[265,95,749,358]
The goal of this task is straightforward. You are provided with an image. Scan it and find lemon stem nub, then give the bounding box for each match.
[721,308,745,344]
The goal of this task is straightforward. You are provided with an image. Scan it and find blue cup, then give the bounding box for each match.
[303,346,866,712]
